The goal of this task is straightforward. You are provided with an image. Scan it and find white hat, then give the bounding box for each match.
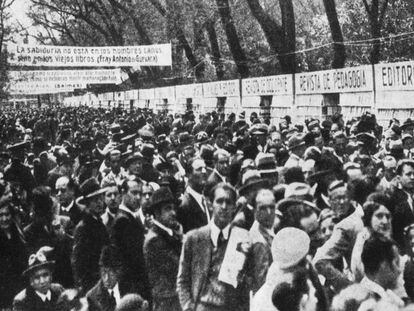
[272,227,310,269]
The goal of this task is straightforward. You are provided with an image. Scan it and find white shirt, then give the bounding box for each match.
[187,186,210,222]
[210,220,230,248]
[35,290,51,302]
[61,200,74,213]
[108,283,121,305]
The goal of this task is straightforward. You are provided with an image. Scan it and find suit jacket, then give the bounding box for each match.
[176,190,209,233]
[86,280,131,311]
[391,187,414,251]
[248,221,273,294]
[72,213,109,293]
[177,225,249,311]
[13,283,64,311]
[204,170,225,198]
[60,201,83,233]
[111,209,150,301]
[313,206,364,293]
[144,226,182,301]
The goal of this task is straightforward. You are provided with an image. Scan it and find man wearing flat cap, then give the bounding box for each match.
[13,247,65,311]
[72,178,110,293]
[144,187,182,311]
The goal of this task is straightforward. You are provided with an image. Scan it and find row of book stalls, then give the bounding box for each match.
[63,60,414,126]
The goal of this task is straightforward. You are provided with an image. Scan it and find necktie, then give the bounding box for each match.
[109,291,116,309]
[218,230,225,248]
[202,197,210,222]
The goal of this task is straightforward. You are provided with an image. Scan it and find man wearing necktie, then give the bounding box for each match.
[177,158,210,233]
[13,248,64,311]
[87,245,135,311]
[177,182,250,311]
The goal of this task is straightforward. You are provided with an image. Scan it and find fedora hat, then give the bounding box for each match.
[287,133,306,150]
[239,170,271,196]
[76,178,107,205]
[23,247,55,277]
[145,187,175,215]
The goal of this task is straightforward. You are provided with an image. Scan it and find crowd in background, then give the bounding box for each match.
[0,105,414,311]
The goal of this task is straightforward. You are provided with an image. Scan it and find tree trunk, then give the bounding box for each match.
[279,0,296,73]
[206,20,224,80]
[148,0,204,80]
[322,0,346,68]
[245,0,295,74]
[216,0,249,78]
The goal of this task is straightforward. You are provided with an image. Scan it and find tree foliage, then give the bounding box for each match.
[23,0,414,86]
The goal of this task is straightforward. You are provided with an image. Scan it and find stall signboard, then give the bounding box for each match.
[295,65,373,95]
[8,43,172,67]
[242,74,293,96]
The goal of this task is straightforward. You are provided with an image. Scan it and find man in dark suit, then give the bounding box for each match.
[87,245,133,311]
[177,183,250,311]
[144,187,182,311]
[4,141,36,194]
[55,176,83,234]
[176,158,210,233]
[101,183,121,235]
[204,149,230,197]
[72,178,110,294]
[391,159,414,251]
[13,248,65,311]
[111,179,150,301]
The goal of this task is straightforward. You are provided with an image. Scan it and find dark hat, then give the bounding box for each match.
[250,123,268,135]
[125,152,143,167]
[179,132,193,146]
[141,144,155,159]
[138,127,155,141]
[112,132,123,143]
[79,138,94,151]
[239,170,271,196]
[95,131,107,141]
[255,153,277,174]
[56,151,73,166]
[155,161,173,172]
[277,198,319,215]
[33,137,49,153]
[196,131,209,145]
[109,123,123,134]
[199,145,214,166]
[77,178,107,205]
[401,119,414,130]
[23,247,55,277]
[7,141,27,154]
[99,245,123,268]
[287,133,306,150]
[307,119,320,131]
[146,187,175,215]
[239,111,246,119]
[356,132,376,145]
[121,133,137,144]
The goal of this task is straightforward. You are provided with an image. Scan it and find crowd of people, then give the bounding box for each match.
[0,105,414,311]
